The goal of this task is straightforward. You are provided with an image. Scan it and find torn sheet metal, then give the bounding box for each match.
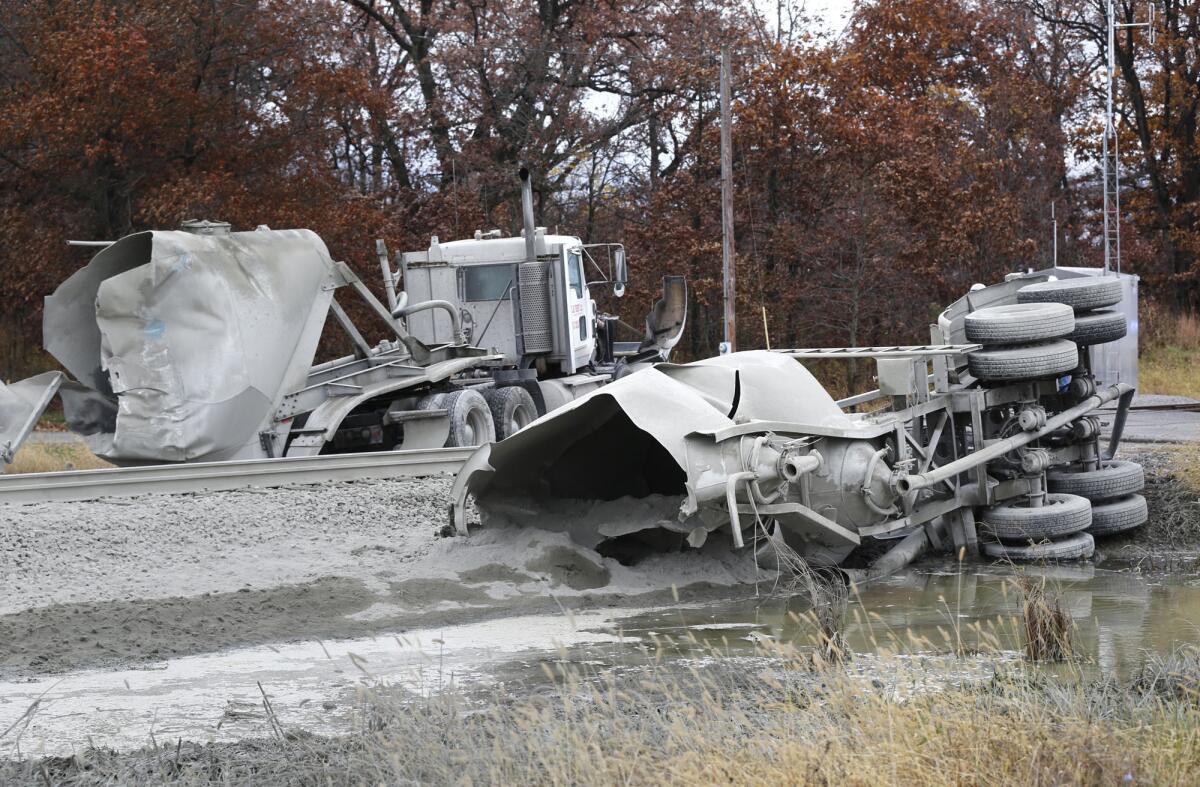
[0,372,65,465]
[450,351,869,564]
[44,228,338,464]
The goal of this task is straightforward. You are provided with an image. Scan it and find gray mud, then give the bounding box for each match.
[2,445,1195,681]
[0,573,729,678]
[0,477,764,679]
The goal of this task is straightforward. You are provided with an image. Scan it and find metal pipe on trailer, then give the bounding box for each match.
[392,299,466,345]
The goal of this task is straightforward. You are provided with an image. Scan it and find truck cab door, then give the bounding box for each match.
[560,246,594,373]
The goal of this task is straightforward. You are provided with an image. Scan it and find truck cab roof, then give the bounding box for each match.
[401,229,582,268]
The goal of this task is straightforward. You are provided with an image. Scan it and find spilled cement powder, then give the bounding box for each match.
[0,476,769,678]
[479,493,687,548]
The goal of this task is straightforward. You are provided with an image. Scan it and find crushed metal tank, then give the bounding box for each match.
[450,350,893,566]
[452,311,1139,572]
[43,225,338,464]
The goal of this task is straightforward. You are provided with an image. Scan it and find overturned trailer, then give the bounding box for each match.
[452,269,1144,570]
[1,171,687,468]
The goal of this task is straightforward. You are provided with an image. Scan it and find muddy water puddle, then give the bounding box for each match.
[3,561,1199,758]
[593,561,1200,678]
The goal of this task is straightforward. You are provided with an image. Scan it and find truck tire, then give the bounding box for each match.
[1017,277,1123,311]
[1087,494,1148,537]
[964,303,1074,345]
[979,492,1092,541]
[1066,310,1127,346]
[1046,460,1144,502]
[982,531,1095,562]
[439,389,496,447]
[967,339,1078,381]
[417,393,444,410]
[484,386,538,440]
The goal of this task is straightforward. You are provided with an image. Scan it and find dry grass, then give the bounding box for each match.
[3,441,111,474]
[1141,344,1200,400]
[6,643,1200,786]
[1169,440,1200,492]
[1109,446,1200,550]
[1139,306,1200,400]
[1018,575,1075,662]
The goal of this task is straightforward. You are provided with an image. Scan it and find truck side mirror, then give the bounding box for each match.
[613,248,627,298]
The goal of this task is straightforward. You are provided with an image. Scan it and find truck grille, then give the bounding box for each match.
[519,261,553,353]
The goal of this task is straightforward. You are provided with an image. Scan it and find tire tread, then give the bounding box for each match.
[980,492,1092,541]
[1047,460,1144,502]
[1088,494,1148,537]
[967,339,1078,381]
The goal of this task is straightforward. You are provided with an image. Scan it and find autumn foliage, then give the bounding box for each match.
[0,0,1192,381]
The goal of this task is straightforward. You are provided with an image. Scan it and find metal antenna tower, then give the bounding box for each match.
[1103,0,1154,274]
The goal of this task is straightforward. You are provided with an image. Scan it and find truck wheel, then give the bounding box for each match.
[1066,310,1127,346]
[439,389,496,447]
[1087,494,1148,537]
[967,339,1078,381]
[1046,460,1144,502]
[979,492,1092,541]
[417,393,444,410]
[983,531,1095,562]
[484,386,538,440]
[1017,277,1123,311]
[964,303,1074,345]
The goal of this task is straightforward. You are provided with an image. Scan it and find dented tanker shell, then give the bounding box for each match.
[44,228,338,464]
[451,351,860,540]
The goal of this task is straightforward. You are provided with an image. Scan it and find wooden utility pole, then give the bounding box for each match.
[719,46,737,353]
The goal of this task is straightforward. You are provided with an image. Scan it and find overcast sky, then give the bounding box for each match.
[800,0,855,28]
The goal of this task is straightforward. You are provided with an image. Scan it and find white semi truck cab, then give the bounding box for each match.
[400,227,603,376]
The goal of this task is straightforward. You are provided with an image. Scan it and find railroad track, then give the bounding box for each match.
[0,447,474,505]
[1125,402,1200,412]
[1097,401,1200,413]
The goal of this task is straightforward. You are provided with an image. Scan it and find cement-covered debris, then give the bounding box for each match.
[0,371,64,463]
[43,228,338,464]
[451,269,1142,572]
[452,351,879,566]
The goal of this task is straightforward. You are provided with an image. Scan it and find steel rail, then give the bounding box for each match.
[0,447,474,506]
[1125,402,1200,413]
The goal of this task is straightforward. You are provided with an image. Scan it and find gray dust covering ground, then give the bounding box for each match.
[2,442,1197,681]
[0,476,766,679]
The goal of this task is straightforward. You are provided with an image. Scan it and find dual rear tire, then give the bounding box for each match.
[964,278,1128,382]
[979,493,1095,562]
[483,386,538,440]
[964,302,1080,382]
[981,459,1148,561]
[1047,459,1148,537]
[420,386,539,447]
[1017,277,1127,347]
[422,389,496,447]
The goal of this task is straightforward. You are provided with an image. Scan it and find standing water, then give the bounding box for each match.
[2,561,1199,758]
